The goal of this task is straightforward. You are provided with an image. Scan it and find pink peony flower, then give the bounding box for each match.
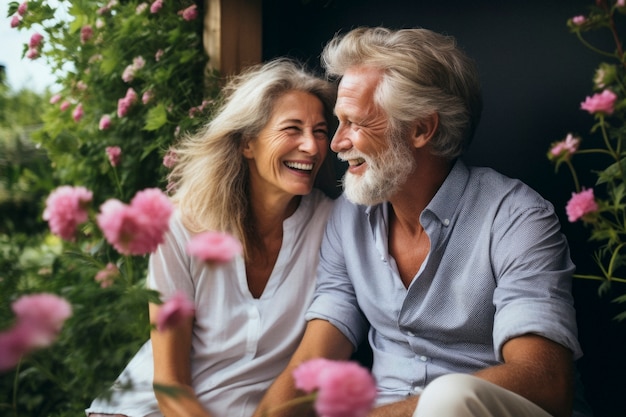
[163,149,177,168]
[150,0,163,14]
[294,358,335,392]
[49,93,61,104]
[99,114,112,130]
[72,103,84,122]
[566,188,599,222]
[60,100,71,111]
[12,293,72,347]
[580,89,618,115]
[572,15,587,26]
[549,133,580,158]
[10,15,21,28]
[43,185,93,241]
[106,145,122,166]
[17,2,28,16]
[293,359,377,417]
[156,291,195,331]
[80,25,93,44]
[26,47,39,60]
[94,263,118,288]
[97,188,173,255]
[186,231,243,264]
[179,4,198,20]
[29,32,43,48]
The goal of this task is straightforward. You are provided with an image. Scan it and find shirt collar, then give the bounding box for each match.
[424,159,469,227]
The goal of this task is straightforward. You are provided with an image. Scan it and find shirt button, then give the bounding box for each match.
[443,218,450,226]
[419,355,428,362]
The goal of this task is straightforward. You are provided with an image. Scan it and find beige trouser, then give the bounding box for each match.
[413,374,553,417]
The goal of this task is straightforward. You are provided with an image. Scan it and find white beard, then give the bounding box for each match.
[340,137,415,206]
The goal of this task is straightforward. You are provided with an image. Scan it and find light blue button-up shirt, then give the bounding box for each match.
[306,159,582,405]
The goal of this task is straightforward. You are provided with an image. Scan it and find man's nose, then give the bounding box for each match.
[330,124,351,153]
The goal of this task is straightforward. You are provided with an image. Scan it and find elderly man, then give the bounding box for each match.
[254,27,586,417]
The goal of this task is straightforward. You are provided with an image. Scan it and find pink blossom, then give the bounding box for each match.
[0,293,73,370]
[150,0,163,14]
[122,65,135,83]
[155,48,164,62]
[43,185,93,241]
[186,232,243,264]
[49,94,61,104]
[99,114,112,130]
[80,25,93,44]
[17,2,28,16]
[580,89,618,115]
[550,133,580,158]
[26,47,39,60]
[60,100,71,111]
[179,4,198,21]
[156,291,195,331]
[293,359,377,417]
[572,15,587,26]
[10,15,21,28]
[94,263,118,288]
[12,294,72,347]
[106,145,122,166]
[566,188,599,222]
[72,103,84,122]
[142,90,154,104]
[136,2,148,13]
[117,88,138,117]
[618,0,625,7]
[163,149,177,168]
[29,32,43,48]
[97,188,173,255]
[294,358,335,392]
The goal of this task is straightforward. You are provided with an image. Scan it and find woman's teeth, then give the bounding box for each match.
[285,161,313,171]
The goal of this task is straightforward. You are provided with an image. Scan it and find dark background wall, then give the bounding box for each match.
[262,1,626,416]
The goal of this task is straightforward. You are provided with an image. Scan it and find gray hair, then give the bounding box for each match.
[322,27,482,159]
[168,58,337,257]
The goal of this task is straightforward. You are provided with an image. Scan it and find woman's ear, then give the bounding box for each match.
[241,138,254,159]
[411,113,439,149]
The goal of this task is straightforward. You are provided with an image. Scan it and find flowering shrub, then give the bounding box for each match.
[1,0,222,415]
[548,0,626,317]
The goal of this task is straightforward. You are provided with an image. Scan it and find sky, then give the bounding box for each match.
[0,0,59,93]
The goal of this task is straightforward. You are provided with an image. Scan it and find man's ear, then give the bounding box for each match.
[411,113,439,149]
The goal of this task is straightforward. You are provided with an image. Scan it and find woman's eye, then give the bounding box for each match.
[283,126,301,134]
[314,129,329,139]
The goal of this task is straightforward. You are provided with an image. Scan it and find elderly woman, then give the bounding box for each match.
[86,58,338,417]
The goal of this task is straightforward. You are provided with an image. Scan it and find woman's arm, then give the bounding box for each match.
[149,303,212,417]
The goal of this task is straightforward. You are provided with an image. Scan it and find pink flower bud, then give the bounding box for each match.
[17,2,28,16]
[49,94,62,104]
[29,32,43,48]
[95,263,118,288]
[10,15,21,28]
[99,114,112,130]
[72,103,84,122]
[80,25,93,44]
[26,47,39,59]
[572,15,587,26]
[179,4,198,21]
[155,291,195,332]
[150,0,163,13]
[106,146,122,167]
[60,101,71,111]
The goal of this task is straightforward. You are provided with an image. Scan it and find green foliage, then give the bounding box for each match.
[1,0,221,415]
[549,1,626,312]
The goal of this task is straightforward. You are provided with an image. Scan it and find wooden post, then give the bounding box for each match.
[203,0,262,76]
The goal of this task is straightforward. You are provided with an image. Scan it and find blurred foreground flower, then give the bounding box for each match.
[0,294,72,372]
[97,188,173,255]
[156,291,195,331]
[42,185,93,241]
[186,231,242,264]
[566,188,598,223]
[289,359,377,417]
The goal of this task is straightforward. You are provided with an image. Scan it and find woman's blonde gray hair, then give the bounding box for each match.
[322,27,482,159]
[167,58,336,256]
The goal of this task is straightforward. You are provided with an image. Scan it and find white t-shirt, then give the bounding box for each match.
[86,190,334,417]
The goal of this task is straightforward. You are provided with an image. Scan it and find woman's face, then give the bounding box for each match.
[243,90,329,201]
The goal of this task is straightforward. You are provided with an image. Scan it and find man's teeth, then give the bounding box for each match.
[348,158,366,167]
[285,161,313,171]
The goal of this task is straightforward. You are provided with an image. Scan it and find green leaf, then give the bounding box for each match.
[143,104,168,131]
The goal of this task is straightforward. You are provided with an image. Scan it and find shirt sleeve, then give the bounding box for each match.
[305,196,369,350]
[491,194,582,361]
[147,211,195,301]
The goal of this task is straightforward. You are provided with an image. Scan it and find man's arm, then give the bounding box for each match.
[253,319,355,417]
[368,333,573,417]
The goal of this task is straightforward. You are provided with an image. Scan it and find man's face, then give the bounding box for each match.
[331,66,415,205]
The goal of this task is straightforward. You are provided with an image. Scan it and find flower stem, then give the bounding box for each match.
[565,160,580,192]
[263,393,317,416]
